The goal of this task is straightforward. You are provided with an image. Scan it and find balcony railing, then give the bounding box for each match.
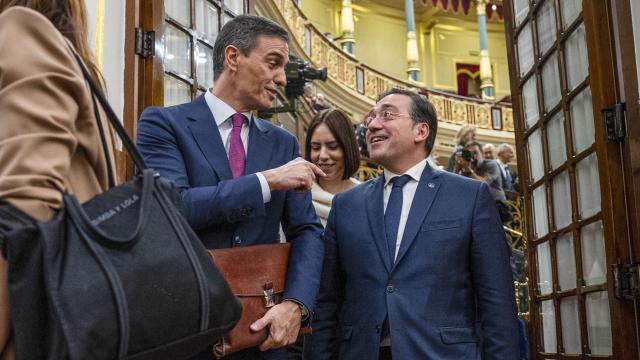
[270,0,514,132]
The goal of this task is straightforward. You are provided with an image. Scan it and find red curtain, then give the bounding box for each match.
[456,63,480,97]
[485,3,504,21]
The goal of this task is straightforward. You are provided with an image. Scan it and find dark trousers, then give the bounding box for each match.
[190,346,286,360]
[379,347,392,360]
[287,337,304,359]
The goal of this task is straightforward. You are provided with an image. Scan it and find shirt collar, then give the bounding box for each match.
[204,91,253,126]
[383,159,428,187]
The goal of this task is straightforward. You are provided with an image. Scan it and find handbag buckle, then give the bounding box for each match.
[263,282,276,308]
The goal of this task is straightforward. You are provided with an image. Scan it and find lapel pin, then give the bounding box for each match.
[428,183,435,188]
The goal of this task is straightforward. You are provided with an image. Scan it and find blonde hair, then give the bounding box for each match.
[0,0,105,90]
[454,125,476,146]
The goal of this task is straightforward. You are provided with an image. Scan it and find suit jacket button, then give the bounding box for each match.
[234,236,241,245]
[386,284,395,293]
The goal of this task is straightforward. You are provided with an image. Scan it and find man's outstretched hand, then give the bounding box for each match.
[261,157,326,192]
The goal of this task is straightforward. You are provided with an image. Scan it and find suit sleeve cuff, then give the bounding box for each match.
[284,298,310,322]
[255,172,271,203]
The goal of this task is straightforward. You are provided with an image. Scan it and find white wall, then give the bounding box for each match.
[86,0,126,121]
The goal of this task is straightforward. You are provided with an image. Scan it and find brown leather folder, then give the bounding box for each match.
[209,243,309,358]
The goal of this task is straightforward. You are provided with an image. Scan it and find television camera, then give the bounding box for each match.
[258,55,327,118]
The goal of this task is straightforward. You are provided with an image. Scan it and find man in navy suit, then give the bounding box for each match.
[136,15,325,360]
[305,88,519,359]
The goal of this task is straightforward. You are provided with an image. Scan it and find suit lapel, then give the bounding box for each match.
[365,176,392,273]
[244,118,273,175]
[187,95,232,180]
[393,165,442,267]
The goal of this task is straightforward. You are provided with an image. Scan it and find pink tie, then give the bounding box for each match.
[229,113,246,178]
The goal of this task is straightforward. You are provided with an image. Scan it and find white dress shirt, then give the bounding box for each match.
[204,91,271,203]
[382,159,428,260]
[497,158,508,179]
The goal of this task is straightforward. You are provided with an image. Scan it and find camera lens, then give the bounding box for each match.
[284,56,328,98]
[303,67,328,81]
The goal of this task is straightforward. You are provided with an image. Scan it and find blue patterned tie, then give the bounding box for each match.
[384,175,411,265]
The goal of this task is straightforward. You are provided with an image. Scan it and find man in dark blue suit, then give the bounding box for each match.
[305,88,519,359]
[136,15,325,360]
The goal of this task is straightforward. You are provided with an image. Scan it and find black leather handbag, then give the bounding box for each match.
[2,52,241,359]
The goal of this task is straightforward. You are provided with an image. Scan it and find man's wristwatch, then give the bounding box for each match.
[298,303,309,321]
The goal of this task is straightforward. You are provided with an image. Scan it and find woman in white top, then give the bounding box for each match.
[304,109,361,224]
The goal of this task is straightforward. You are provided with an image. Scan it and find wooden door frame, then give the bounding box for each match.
[606,0,640,353]
[504,0,640,358]
[582,0,639,357]
[118,0,139,182]
[120,0,175,181]
[607,0,640,266]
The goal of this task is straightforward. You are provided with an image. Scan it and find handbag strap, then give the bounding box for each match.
[90,93,115,188]
[70,51,147,176]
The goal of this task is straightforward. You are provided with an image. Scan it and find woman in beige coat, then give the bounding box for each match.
[0,0,116,357]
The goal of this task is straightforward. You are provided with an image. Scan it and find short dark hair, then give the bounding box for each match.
[213,15,289,80]
[376,88,438,156]
[304,109,360,180]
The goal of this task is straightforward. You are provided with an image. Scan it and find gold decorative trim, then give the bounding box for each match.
[456,68,481,78]
[355,163,383,181]
[504,196,525,249]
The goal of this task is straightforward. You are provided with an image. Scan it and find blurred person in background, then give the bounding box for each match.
[313,93,330,111]
[454,141,505,201]
[355,110,372,159]
[496,142,525,358]
[302,84,317,106]
[0,0,117,358]
[305,109,361,225]
[497,143,518,195]
[482,143,496,160]
[454,141,511,223]
[446,124,476,171]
